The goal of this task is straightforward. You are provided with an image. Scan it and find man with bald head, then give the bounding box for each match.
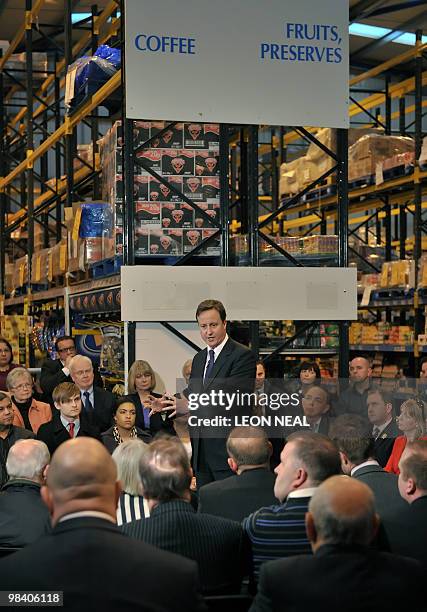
[0,438,205,611]
[251,476,424,612]
[337,355,373,417]
[69,354,116,433]
[198,426,277,521]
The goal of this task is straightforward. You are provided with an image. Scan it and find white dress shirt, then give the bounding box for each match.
[203,333,229,379]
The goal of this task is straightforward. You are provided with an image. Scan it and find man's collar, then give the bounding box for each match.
[351,460,380,476]
[60,415,80,427]
[373,418,392,436]
[58,510,116,524]
[288,486,317,499]
[207,334,229,357]
[80,387,94,395]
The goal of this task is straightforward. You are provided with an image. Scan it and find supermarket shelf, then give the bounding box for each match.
[350,344,414,353]
[259,348,338,355]
[68,274,121,295]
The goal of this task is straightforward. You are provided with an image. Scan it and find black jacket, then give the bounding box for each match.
[250,543,424,612]
[40,358,104,400]
[101,426,152,454]
[37,413,100,455]
[388,495,427,567]
[373,420,399,467]
[186,338,256,472]
[128,393,176,437]
[0,479,50,547]
[0,516,205,612]
[198,468,277,522]
[84,387,116,433]
[121,499,250,595]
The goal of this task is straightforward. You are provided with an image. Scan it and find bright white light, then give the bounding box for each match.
[350,22,427,46]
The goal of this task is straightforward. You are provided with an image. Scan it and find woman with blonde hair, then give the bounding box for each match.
[112,439,150,525]
[128,360,175,437]
[385,397,427,474]
[6,367,52,433]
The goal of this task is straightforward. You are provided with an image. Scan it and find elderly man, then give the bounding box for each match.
[122,436,249,595]
[243,432,341,580]
[301,384,332,435]
[251,476,424,612]
[68,355,115,433]
[0,439,50,547]
[0,438,205,611]
[198,426,277,522]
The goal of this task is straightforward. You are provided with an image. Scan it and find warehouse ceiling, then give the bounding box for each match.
[0,0,425,71]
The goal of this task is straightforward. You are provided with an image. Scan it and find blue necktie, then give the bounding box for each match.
[204,350,215,383]
[84,391,93,412]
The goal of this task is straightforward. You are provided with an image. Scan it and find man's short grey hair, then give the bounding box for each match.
[6,439,50,482]
[309,482,376,546]
[112,439,148,496]
[68,354,93,373]
[226,426,270,466]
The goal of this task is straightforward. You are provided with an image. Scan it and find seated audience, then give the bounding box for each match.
[394,440,427,567]
[0,439,50,547]
[301,384,332,434]
[101,397,152,454]
[366,387,398,467]
[69,355,115,433]
[128,360,176,437]
[121,436,249,595]
[296,360,321,396]
[0,438,205,611]
[40,335,103,403]
[0,392,34,487]
[385,398,427,474]
[112,439,150,526]
[243,431,341,580]
[337,355,373,417]
[6,368,51,434]
[250,476,424,612]
[0,338,19,392]
[330,414,407,551]
[37,383,100,455]
[198,426,277,521]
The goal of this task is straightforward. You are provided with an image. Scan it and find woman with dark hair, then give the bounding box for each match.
[297,361,321,390]
[101,396,152,454]
[0,338,19,392]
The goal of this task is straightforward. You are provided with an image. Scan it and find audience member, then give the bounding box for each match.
[0,439,50,547]
[337,355,373,416]
[365,386,398,466]
[69,355,115,433]
[250,476,424,612]
[122,436,249,595]
[301,384,332,434]
[101,397,152,454]
[0,338,19,392]
[243,431,341,580]
[0,438,205,611]
[40,336,103,402]
[182,359,193,386]
[173,359,193,459]
[330,414,407,551]
[394,440,427,567]
[198,426,277,521]
[385,398,427,474]
[37,383,100,455]
[112,439,150,526]
[128,360,176,437]
[0,392,34,487]
[296,360,321,395]
[6,368,51,434]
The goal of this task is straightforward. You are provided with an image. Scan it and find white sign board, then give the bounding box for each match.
[125,0,349,128]
[121,266,357,322]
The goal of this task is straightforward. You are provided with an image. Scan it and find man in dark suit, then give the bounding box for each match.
[301,384,332,435]
[198,426,277,522]
[243,432,341,580]
[394,440,427,567]
[330,414,407,552]
[366,386,398,467]
[0,437,205,612]
[121,436,250,595]
[184,299,256,487]
[0,439,50,547]
[250,476,424,612]
[68,355,115,433]
[37,383,100,455]
[40,336,103,403]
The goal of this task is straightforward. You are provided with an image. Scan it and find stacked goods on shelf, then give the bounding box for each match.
[348,134,414,184]
[0,315,29,366]
[379,259,415,288]
[231,234,338,264]
[100,120,221,257]
[11,256,28,293]
[279,127,382,198]
[65,203,86,273]
[350,322,414,346]
[4,263,14,296]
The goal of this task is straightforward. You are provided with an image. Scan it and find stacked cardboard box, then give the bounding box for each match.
[348,134,414,183]
[379,260,415,288]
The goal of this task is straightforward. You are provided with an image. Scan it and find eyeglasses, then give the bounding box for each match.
[0,348,11,354]
[58,346,75,353]
[12,383,32,391]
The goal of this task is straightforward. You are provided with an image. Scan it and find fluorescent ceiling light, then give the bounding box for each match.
[350,22,427,46]
[72,12,121,24]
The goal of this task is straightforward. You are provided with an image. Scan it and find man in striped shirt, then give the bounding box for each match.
[243,431,341,580]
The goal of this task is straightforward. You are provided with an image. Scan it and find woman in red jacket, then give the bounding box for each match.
[385,398,427,474]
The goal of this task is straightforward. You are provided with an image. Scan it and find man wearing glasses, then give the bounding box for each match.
[40,336,103,404]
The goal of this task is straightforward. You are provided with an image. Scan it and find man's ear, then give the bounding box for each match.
[295,467,307,488]
[41,485,54,517]
[405,477,417,497]
[227,457,238,473]
[305,512,317,544]
[339,451,351,474]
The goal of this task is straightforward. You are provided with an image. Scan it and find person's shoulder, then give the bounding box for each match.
[374,549,424,575]
[227,338,253,354]
[243,503,283,528]
[195,510,242,532]
[12,426,35,440]
[40,358,59,370]
[262,553,313,578]
[200,474,238,495]
[32,398,51,411]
